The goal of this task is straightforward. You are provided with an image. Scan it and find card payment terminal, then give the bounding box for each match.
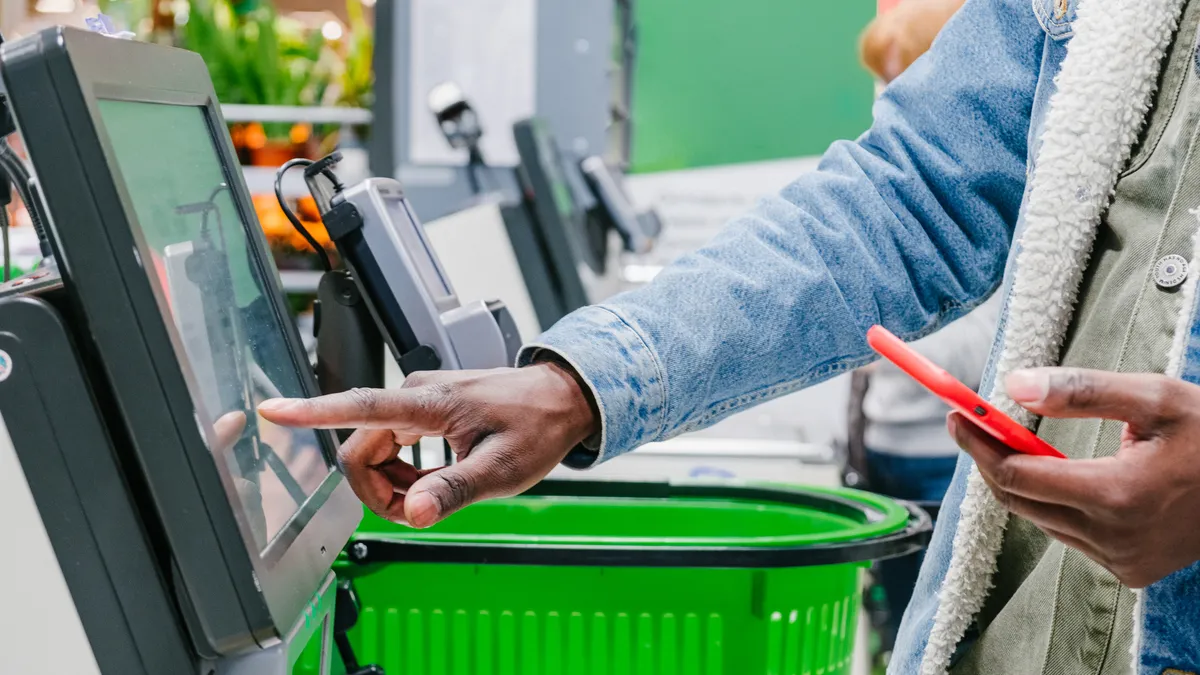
[305,158,523,376]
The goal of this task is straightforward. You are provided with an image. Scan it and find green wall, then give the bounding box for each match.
[631,0,877,173]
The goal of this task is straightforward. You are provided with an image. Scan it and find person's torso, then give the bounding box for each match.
[950,0,1200,672]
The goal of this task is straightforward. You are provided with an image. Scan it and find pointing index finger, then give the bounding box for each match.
[257,387,444,433]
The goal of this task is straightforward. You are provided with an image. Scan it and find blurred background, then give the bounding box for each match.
[0,0,881,462]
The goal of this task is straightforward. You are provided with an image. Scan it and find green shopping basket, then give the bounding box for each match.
[321,479,930,675]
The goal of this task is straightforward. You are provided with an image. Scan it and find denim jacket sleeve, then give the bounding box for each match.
[518,0,1044,467]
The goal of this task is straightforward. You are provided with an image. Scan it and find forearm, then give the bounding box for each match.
[523,0,1042,465]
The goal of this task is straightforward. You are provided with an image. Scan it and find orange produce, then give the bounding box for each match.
[252,194,334,255]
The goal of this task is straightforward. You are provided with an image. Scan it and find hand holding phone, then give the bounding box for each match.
[866,325,1065,459]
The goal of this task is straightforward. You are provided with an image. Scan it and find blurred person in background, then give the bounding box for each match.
[851,296,999,660]
[854,0,976,662]
[860,0,966,83]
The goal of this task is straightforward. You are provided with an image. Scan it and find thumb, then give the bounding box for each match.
[1005,368,1186,430]
[404,438,530,528]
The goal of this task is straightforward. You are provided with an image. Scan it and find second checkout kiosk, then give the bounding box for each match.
[424,114,663,343]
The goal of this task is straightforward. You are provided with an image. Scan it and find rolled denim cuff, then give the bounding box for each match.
[517,305,667,467]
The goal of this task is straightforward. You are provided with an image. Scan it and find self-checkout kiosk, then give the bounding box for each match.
[0,26,357,674]
[421,115,664,340]
[0,26,516,675]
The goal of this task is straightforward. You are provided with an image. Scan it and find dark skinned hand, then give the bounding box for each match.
[257,363,598,528]
[950,367,1200,588]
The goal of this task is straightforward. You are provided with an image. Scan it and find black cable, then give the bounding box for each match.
[0,206,10,282]
[0,141,51,259]
[0,155,51,258]
[275,158,333,272]
[465,161,482,195]
[320,168,345,193]
[465,145,487,196]
[0,145,35,218]
[465,166,481,195]
[0,150,10,283]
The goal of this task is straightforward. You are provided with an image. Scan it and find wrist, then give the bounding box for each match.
[531,359,601,448]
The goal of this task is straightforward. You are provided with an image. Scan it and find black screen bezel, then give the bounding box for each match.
[0,28,360,655]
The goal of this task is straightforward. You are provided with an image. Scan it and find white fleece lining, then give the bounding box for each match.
[1130,588,1146,669]
[918,0,1186,672]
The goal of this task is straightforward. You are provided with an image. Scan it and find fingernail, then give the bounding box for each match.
[257,399,296,413]
[407,492,439,529]
[946,414,959,439]
[1006,370,1050,404]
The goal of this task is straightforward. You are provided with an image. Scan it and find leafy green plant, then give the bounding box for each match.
[336,0,373,110]
[182,0,330,140]
[315,0,375,144]
[98,0,373,144]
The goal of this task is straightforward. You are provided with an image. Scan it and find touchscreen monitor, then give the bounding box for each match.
[2,26,361,654]
[97,100,331,552]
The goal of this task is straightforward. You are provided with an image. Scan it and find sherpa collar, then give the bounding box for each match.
[918,0,1188,673]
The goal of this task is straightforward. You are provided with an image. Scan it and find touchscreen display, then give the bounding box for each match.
[97,100,331,552]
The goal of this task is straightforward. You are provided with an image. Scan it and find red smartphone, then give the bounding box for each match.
[866,325,1065,459]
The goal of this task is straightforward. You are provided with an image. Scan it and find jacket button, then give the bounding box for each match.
[1154,254,1189,289]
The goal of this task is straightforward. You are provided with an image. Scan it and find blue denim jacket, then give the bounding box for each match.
[518,0,1200,671]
